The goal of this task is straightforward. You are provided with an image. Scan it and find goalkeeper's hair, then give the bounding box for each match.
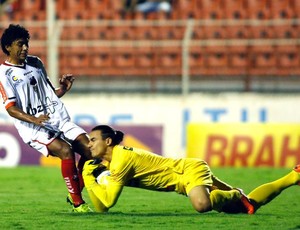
[1,24,30,55]
[92,125,124,145]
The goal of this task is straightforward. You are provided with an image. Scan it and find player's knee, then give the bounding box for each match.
[193,199,212,213]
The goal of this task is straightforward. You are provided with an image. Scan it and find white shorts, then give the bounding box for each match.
[28,121,87,156]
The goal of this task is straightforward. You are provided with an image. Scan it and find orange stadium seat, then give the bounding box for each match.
[64,0,87,10]
[199,0,224,19]
[204,46,229,68]
[273,25,298,39]
[90,47,113,68]
[157,26,185,40]
[110,26,135,40]
[247,0,271,19]
[271,0,295,19]
[228,46,249,75]
[89,26,113,40]
[19,0,44,10]
[60,26,89,40]
[223,0,247,19]
[154,46,182,75]
[248,26,275,39]
[134,27,159,40]
[61,47,90,75]
[135,47,156,68]
[226,25,250,39]
[276,45,300,68]
[112,46,136,68]
[27,26,47,40]
[189,47,205,67]
[250,45,276,68]
[191,26,206,40]
[202,26,227,39]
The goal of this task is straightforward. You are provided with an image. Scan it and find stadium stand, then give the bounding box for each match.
[0,0,300,92]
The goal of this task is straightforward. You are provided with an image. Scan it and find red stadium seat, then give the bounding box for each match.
[271,0,295,19]
[276,45,300,68]
[134,27,159,40]
[112,46,136,68]
[200,0,224,19]
[247,0,271,19]
[157,26,185,40]
[90,47,113,68]
[250,45,276,68]
[204,46,229,68]
[135,47,156,68]
[202,26,227,39]
[223,0,247,19]
[248,26,275,39]
[189,47,205,67]
[273,25,298,39]
[27,26,47,40]
[226,25,250,39]
[228,46,250,75]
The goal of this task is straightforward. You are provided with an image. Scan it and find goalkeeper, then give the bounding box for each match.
[83,125,300,214]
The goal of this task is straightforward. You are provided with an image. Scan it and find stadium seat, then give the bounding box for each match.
[247,0,271,19]
[19,0,44,10]
[200,0,224,19]
[27,26,47,40]
[276,45,300,68]
[226,25,250,39]
[64,0,87,10]
[189,47,205,67]
[156,47,182,67]
[60,26,88,40]
[229,45,249,68]
[110,26,135,40]
[250,45,276,68]
[248,26,275,39]
[61,47,90,75]
[273,25,298,39]
[90,47,113,68]
[134,27,159,40]
[112,46,136,68]
[89,26,113,40]
[191,26,206,40]
[223,0,247,19]
[271,0,295,19]
[157,26,185,40]
[204,46,229,68]
[202,26,227,39]
[135,47,156,68]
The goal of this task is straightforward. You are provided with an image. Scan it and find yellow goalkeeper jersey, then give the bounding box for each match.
[87,145,213,211]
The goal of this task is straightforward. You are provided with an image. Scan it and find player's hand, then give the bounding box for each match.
[59,74,75,92]
[33,113,50,126]
[83,159,102,189]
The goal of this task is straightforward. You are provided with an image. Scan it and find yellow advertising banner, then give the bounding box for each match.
[187,123,300,168]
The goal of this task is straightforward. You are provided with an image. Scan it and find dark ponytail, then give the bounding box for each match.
[92,125,124,145]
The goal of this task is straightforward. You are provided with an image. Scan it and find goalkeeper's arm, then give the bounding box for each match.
[83,160,124,212]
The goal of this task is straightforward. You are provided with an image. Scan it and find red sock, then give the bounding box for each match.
[61,159,84,206]
[77,157,86,191]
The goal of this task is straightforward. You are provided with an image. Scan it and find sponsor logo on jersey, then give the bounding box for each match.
[11,75,23,84]
[5,68,13,76]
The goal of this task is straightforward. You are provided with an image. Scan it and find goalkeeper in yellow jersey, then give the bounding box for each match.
[83,125,300,214]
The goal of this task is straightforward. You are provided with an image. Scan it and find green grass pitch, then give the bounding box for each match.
[0,166,299,230]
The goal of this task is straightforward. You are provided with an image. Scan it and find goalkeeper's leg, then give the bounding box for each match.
[247,164,300,211]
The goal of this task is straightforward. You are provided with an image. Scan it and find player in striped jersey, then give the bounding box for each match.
[0,24,92,212]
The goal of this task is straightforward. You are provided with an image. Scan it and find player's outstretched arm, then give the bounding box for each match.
[83,160,124,210]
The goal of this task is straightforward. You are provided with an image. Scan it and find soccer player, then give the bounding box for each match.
[82,125,300,214]
[0,24,92,212]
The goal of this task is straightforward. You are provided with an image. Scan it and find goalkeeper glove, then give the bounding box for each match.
[83,159,106,189]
